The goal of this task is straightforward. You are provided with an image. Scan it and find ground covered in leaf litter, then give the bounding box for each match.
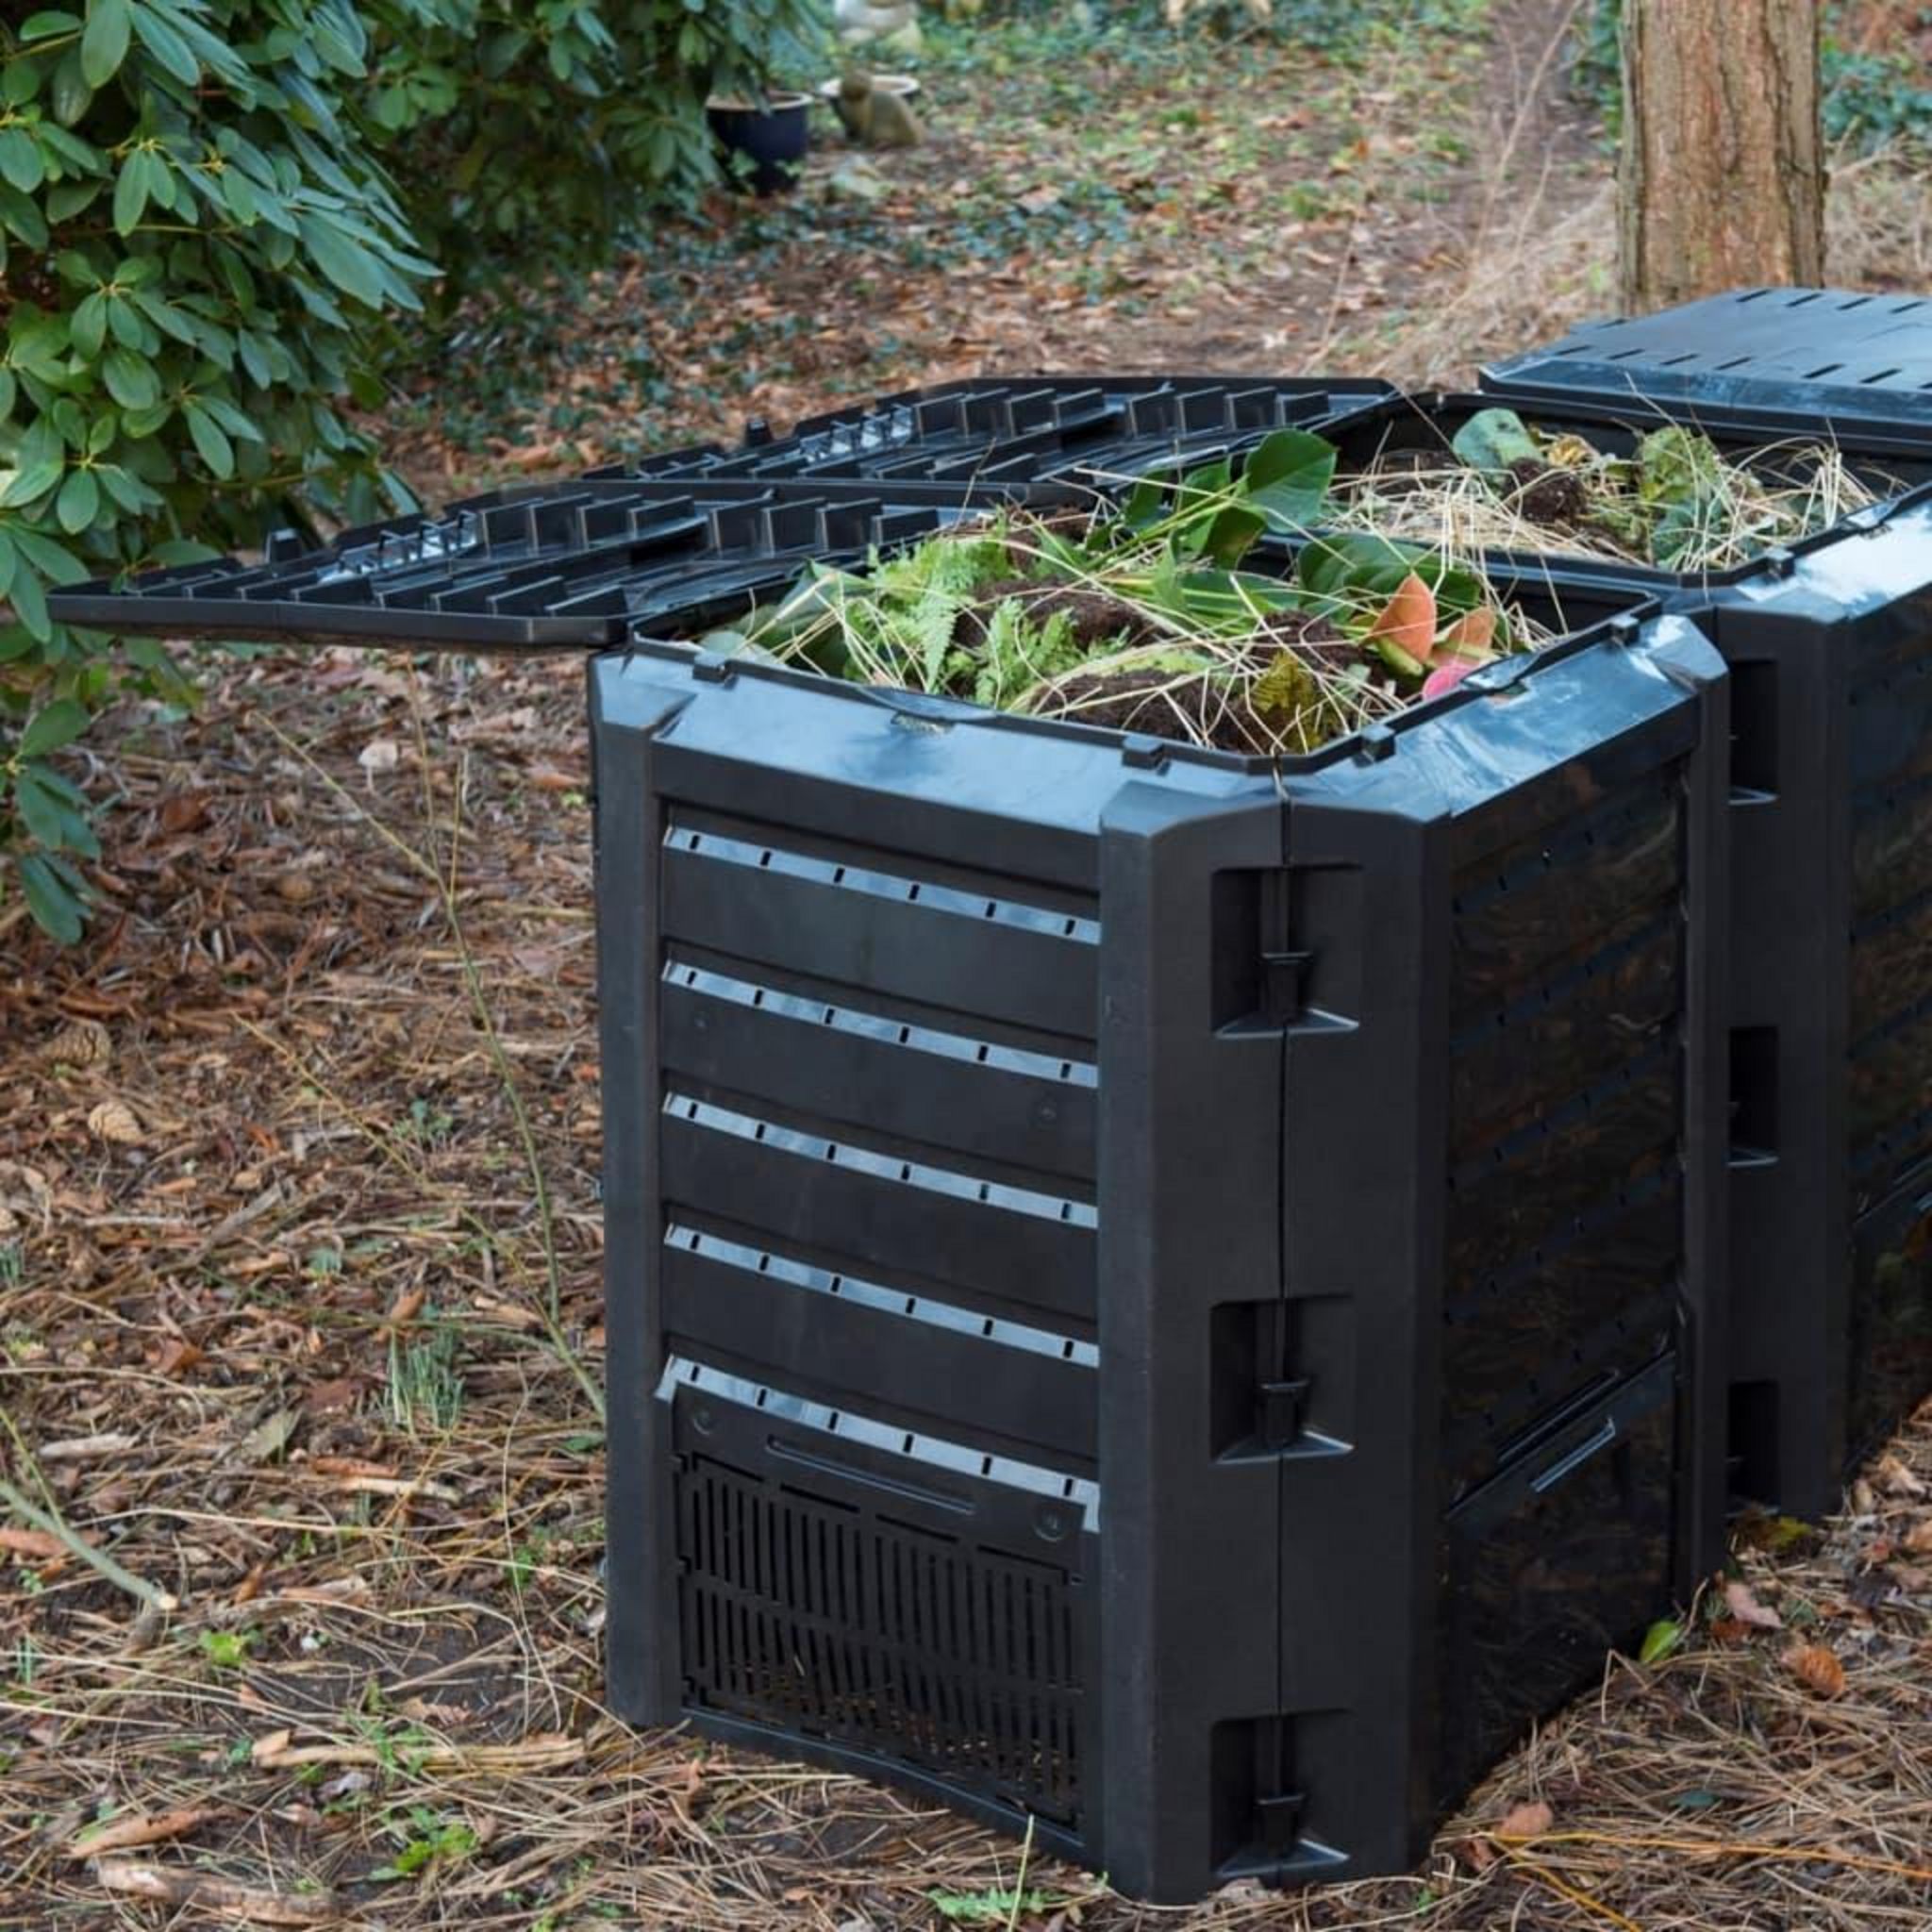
[8,645,1932,1932]
[381,0,1592,500]
[9,4,1932,1929]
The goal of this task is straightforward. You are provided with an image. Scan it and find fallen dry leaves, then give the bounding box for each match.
[1783,1642,1848,1700]
[1724,1579,1784,1629]
[90,1860,338,1926]
[1494,1800,1555,1841]
[0,1535,61,1581]
[5,8,1932,1928]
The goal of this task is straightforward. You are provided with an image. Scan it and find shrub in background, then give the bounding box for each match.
[0,0,433,941]
[362,0,835,306]
[0,0,839,941]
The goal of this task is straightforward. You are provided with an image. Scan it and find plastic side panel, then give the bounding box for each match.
[591,653,1128,1870]
[657,1093,1094,1323]
[1662,626,1729,1592]
[659,956,1096,1177]
[1093,784,1291,1903]
[658,809,1098,1041]
[1269,616,1724,1868]
[1845,569,1932,1201]
[1443,621,1726,1583]
[662,1363,1104,1844]
[1715,515,1932,1511]
[1848,1164,1932,1472]
[1435,1355,1676,1801]
[623,657,1206,891]
[1443,770,1688,1491]
[657,1230,1097,1458]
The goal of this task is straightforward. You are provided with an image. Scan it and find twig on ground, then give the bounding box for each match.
[68,1807,221,1859]
[90,1858,339,1925]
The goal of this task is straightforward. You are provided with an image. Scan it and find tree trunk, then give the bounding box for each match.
[1619,0,1825,311]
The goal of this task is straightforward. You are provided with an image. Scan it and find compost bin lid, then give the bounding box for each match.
[1482,288,1932,434]
[606,375,1402,488]
[49,475,1032,652]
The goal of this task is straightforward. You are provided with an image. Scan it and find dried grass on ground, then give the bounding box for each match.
[1375,145,1932,390]
[9,8,1932,1928]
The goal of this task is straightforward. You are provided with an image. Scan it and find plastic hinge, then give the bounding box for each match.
[1354,722,1396,762]
[691,652,736,683]
[742,418,772,446]
[1258,948,1310,1025]
[1762,545,1797,578]
[1120,733,1168,769]
[1258,1376,1310,1449]
[1255,1790,1307,1855]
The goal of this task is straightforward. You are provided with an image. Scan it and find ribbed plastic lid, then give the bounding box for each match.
[48,477,984,651]
[621,375,1401,487]
[1482,288,1932,432]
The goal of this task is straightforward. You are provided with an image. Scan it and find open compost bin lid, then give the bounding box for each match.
[602,375,1401,490]
[1482,287,1932,436]
[49,475,1041,651]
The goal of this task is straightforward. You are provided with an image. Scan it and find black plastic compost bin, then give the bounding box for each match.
[1480,291,1932,1515]
[610,373,1399,491]
[591,558,1728,1903]
[1222,358,1932,1524]
[57,475,1729,1902]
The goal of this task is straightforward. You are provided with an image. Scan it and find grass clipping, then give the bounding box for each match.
[1333,407,1896,575]
[720,413,1896,758]
[726,429,1553,758]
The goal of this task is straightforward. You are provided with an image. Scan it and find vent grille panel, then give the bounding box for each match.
[677,1455,1088,1824]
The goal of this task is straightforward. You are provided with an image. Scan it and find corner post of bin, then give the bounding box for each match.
[1092,775,1292,1904]
[1706,591,1854,1520]
[590,652,699,1724]
[1653,611,1738,1584]
[1276,787,1451,1873]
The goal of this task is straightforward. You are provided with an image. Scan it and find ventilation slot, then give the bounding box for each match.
[676,1456,1086,1824]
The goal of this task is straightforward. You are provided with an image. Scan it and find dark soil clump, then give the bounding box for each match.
[1507,457,1589,525]
[1248,610,1350,657]
[956,578,1151,651]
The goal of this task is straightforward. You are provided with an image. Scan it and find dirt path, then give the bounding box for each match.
[1088,0,1607,370]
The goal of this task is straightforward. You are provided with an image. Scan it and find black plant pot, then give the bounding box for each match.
[708,92,811,196]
